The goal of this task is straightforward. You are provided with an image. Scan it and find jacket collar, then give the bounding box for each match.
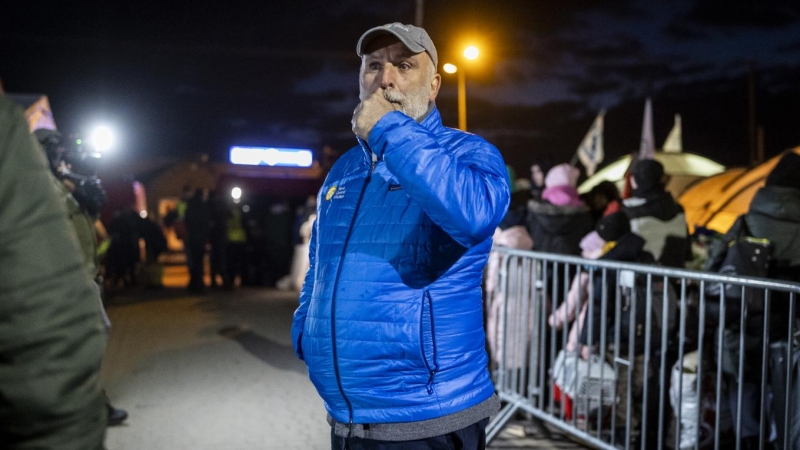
[623,191,683,221]
[419,105,443,133]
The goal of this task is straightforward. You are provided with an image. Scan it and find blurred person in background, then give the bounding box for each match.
[139,212,168,288]
[207,190,228,288]
[0,94,107,448]
[526,163,594,256]
[529,158,553,202]
[622,159,690,268]
[704,151,800,450]
[583,180,621,222]
[224,202,247,289]
[106,206,144,288]
[184,188,210,293]
[579,211,663,448]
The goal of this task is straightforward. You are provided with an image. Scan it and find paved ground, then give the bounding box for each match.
[100,264,584,450]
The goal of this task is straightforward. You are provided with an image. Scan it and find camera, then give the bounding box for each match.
[70,177,107,217]
[34,129,107,216]
[34,129,102,177]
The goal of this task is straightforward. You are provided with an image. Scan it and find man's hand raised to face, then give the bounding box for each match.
[352,88,401,141]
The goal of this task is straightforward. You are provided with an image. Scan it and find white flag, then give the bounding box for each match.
[662,114,682,153]
[577,112,605,176]
[638,98,655,160]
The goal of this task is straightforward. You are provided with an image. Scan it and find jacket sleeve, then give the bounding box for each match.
[0,96,107,449]
[291,217,317,360]
[703,216,742,272]
[368,112,511,248]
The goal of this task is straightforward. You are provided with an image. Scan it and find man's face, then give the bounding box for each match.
[359,37,441,121]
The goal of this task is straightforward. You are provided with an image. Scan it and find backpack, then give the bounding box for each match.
[617,271,678,355]
[706,216,774,314]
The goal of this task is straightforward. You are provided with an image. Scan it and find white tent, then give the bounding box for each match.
[578,151,726,199]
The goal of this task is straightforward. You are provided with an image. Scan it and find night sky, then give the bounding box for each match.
[3,1,800,177]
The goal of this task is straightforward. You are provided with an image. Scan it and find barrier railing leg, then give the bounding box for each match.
[486,398,520,444]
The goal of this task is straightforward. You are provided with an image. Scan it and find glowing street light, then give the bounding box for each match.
[231,187,242,203]
[443,45,479,131]
[91,126,114,152]
[463,46,479,60]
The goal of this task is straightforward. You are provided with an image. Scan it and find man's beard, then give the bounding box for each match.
[360,84,431,122]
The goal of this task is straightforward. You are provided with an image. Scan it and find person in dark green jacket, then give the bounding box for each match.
[0,94,107,449]
[35,127,128,427]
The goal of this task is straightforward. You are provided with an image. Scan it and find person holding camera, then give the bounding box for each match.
[35,121,129,427]
[0,94,108,449]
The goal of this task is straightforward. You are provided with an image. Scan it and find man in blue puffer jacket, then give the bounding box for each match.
[292,22,510,449]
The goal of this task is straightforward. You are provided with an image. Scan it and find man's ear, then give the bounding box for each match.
[428,73,441,102]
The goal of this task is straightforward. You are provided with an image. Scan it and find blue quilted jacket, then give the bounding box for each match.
[292,107,510,425]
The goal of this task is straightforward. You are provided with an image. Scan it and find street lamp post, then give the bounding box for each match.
[456,68,467,131]
[444,46,479,132]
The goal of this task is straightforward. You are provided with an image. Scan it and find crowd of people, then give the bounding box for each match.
[164,188,309,293]
[103,207,167,289]
[488,152,800,449]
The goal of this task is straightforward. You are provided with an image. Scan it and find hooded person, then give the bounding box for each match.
[706,150,800,286]
[577,211,656,445]
[583,180,622,221]
[526,163,595,256]
[550,212,650,356]
[622,159,690,268]
[704,150,800,448]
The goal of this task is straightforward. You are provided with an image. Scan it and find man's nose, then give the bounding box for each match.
[379,65,398,88]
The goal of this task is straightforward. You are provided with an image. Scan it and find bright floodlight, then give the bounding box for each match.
[443,63,457,74]
[463,46,479,60]
[91,126,114,152]
[229,146,313,167]
[231,187,242,200]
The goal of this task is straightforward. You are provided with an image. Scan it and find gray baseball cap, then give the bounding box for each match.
[356,22,438,69]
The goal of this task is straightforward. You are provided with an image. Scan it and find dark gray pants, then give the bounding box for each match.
[331,418,489,450]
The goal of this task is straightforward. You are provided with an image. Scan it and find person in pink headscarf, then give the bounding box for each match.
[525,163,594,256]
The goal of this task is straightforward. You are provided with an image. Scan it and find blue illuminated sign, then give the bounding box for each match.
[229,146,314,167]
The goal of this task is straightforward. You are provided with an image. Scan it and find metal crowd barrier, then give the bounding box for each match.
[484,247,800,450]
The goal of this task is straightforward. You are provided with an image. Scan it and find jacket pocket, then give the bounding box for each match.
[420,290,439,394]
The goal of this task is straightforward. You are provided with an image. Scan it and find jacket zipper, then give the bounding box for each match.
[421,290,439,394]
[331,145,377,433]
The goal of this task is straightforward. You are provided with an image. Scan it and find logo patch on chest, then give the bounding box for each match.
[325,186,337,201]
[389,184,403,191]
